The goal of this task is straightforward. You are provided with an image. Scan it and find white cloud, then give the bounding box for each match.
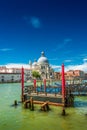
[64,60,72,63]
[30,17,41,28]
[65,62,87,72]
[6,63,30,69]
[51,65,61,72]
[51,65,61,69]
[83,58,87,62]
[0,48,13,52]
[51,62,87,72]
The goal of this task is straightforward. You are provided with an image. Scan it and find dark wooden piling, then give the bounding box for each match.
[62,107,66,116]
[24,100,30,108]
[14,100,18,106]
[41,101,50,111]
[30,97,34,111]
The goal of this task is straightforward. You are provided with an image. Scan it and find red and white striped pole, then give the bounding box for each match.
[62,64,65,103]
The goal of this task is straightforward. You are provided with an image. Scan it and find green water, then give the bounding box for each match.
[0,83,87,130]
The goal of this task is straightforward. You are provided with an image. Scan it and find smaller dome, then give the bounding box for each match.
[32,59,37,66]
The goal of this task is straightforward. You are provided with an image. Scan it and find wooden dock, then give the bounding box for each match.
[23,92,63,106]
[33,100,64,106]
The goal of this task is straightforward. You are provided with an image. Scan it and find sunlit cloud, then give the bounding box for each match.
[83,58,87,62]
[51,64,61,71]
[51,60,87,72]
[0,48,13,52]
[6,63,30,69]
[65,62,87,72]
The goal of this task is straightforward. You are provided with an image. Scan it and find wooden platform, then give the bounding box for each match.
[33,100,64,106]
[24,92,63,106]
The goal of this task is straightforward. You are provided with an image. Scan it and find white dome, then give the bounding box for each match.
[38,51,49,64]
[32,59,37,66]
[32,62,37,66]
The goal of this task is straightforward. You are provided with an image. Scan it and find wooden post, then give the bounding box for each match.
[41,102,49,111]
[62,107,66,116]
[30,97,34,111]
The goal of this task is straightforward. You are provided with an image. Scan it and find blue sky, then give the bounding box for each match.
[0,0,87,71]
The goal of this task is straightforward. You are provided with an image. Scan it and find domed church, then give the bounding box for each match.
[29,51,54,79]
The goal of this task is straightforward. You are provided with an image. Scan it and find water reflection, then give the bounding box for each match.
[74,101,87,107]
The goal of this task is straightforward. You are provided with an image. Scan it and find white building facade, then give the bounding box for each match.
[29,51,54,79]
[0,66,32,83]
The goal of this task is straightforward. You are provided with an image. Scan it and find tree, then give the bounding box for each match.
[32,71,41,79]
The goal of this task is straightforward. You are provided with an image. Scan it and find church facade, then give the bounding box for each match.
[29,51,54,79]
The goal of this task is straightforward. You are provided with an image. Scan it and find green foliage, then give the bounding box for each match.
[32,71,41,79]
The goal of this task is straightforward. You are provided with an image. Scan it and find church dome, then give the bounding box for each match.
[32,59,37,66]
[38,51,49,64]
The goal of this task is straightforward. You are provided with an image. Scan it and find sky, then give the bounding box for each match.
[0,0,87,72]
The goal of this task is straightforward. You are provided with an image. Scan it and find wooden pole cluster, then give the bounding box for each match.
[24,97,34,110]
[41,101,50,111]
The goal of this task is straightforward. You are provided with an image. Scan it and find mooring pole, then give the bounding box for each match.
[21,67,24,102]
[34,79,36,92]
[44,79,46,93]
[62,64,65,103]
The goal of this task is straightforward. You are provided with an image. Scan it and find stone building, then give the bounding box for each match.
[54,70,85,83]
[0,66,31,83]
[29,51,54,79]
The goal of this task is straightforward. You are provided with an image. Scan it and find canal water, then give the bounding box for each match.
[0,83,87,130]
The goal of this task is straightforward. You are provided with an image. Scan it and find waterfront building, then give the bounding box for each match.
[0,67,32,83]
[54,72,61,80]
[65,70,85,81]
[54,70,85,83]
[0,72,21,83]
[84,73,87,80]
